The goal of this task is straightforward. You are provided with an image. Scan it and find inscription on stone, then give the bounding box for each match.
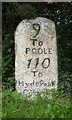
[15,17,58,95]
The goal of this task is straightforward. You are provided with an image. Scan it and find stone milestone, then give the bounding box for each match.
[15,17,58,95]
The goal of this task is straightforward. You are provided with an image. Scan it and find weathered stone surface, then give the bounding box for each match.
[15,17,58,95]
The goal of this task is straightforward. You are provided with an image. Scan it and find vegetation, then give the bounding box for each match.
[2,89,70,118]
[2,2,72,119]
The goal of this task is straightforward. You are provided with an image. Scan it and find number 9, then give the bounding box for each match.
[33,23,40,38]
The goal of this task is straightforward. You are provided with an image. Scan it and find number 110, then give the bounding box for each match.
[27,58,50,69]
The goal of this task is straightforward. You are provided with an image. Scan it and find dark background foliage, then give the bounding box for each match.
[2,2,72,95]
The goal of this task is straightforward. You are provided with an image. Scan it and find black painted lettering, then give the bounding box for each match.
[31,70,37,77]
[44,48,47,54]
[38,41,43,46]
[30,38,37,46]
[30,80,34,86]
[36,81,39,87]
[38,72,43,77]
[25,82,29,86]
[33,23,40,38]
[38,48,43,54]
[26,48,30,54]
[19,81,24,86]
[44,82,47,86]
[23,89,28,94]
[32,48,36,54]
[51,81,55,86]
[42,58,50,69]
[27,58,32,68]
[49,48,52,54]
[35,58,39,69]
[40,80,44,86]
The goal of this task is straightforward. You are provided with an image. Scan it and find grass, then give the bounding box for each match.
[2,89,71,119]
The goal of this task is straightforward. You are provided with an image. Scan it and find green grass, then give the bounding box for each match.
[0,91,2,119]
[2,89,71,119]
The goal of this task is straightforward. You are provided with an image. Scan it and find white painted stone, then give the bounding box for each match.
[15,17,58,95]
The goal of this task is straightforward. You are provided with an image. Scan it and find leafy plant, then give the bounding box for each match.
[2,34,15,90]
[2,89,71,118]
